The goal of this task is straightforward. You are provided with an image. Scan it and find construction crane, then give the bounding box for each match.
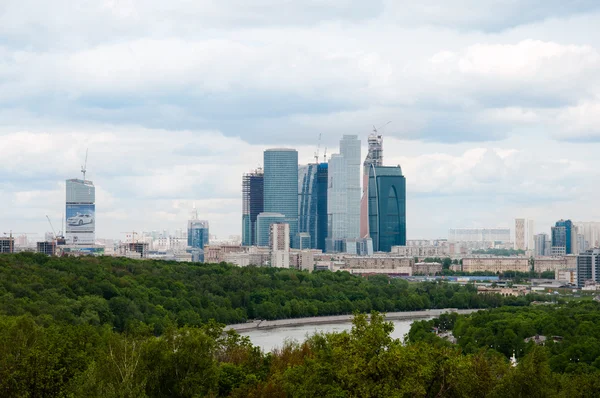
[81,148,88,180]
[323,147,327,163]
[372,121,391,134]
[314,133,322,163]
[46,215,57,240]
[1,231,37,253]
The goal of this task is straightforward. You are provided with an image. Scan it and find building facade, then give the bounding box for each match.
[368,165,406,252]
[360,133,383,239]
[0,237,14,253]
[65,178,95,245]
[256,213,286,247]
[577,249,600,287]
[242,169,264,246]
[534,233,549,257]
[448,228,511,243]
[270,223,290,268]
[298,162,328,251]
[552,219,576,255]
[515,218,525,251]
[462,257,530,273]
[263,149,299,247]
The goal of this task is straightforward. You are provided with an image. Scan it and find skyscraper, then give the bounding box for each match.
[242,168,264,246]
[515,218,525,251]
[188,208,209,261]
[367,165,406,252]
[360,133,383,238]
[263,149,299,247]
[65,178,95,245]
[534,233,548,257]
[298,162,328,250]
[256,212,286,247]
[552,219,575,255]
[326,135,361,252]
[527,219,535,250]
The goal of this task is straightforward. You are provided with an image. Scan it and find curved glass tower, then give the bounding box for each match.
[368,165,406,252]
[264,149,299,247]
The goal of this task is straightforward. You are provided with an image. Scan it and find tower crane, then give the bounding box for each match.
[81,148,88,180]
[372,121,391,135]
[46,215,57,240]
[314,133,322,163]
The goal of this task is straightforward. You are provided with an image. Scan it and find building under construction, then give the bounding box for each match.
[118,242,149,258]
[242,168,264,246]
[37,241,56,256]
[0,237,14,253]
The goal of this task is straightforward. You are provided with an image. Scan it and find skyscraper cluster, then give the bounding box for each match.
[242,133,406,253]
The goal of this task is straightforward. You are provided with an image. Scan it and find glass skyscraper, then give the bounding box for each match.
[368,165,406,252]
[326,135,361,252]
[242,169,264,246]
[298,162,328,251]
[263,149,299,247]
[552,219,574,254]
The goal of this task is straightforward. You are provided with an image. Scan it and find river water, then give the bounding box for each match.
[240,318,431,352]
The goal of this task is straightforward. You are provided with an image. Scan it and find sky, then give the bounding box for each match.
[2,0,600,241]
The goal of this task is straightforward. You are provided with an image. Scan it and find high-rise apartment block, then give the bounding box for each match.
[263,149,299,248]
[65,178,95,245]
[367,165,406,252]
[448,228,510,243]
[527,219,535,250]
[270,223,290,268]
[515,218,525,251]
[242,169,264,246]
[256,213,286,247]
[534,233,549,257]
[298,162,328,251]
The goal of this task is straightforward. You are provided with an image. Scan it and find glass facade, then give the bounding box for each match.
[264,149,299,248]
[256,213,286,247]
[340,135,361,240]
[552,220,573,254]
[242,169,264,246]
[368,166,406,252]
[298,162,328,250]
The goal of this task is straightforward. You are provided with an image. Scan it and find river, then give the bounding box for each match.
[239,317,430,352]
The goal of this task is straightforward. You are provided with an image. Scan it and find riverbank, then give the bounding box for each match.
[226,308,481,332]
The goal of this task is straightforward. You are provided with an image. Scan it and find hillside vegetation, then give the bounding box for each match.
[0,253,541,333]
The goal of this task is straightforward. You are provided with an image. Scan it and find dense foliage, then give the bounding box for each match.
[2,311,599,397]
[0,253,541,333]
[409,302,600,374]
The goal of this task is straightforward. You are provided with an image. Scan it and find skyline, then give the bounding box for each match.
[2,1,600,239]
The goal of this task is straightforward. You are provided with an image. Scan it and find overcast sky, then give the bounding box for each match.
[2,1,600,241]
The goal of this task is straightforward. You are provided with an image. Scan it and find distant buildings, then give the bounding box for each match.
[188,209,209,262]
[270,223,290,268]
[534,233,550,257]
[461,257,530,273]
[256,213,286,247]
[263,149,299,248]
[367,165,406,252]
[360,133,383,239]
[448,228,511,249]
[65,178,95,245]
[242,168,264,247]
[0,236,14,253]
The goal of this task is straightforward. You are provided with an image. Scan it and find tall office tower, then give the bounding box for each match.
[326,135,361,252]
[242,168,264,246]
[527,220,535,250]
[188,208,209,262]
[256,212,286,247]
[360,133,383,238]
[263,149,299,248]
[368,165,406,252]
[534,233,548,257]
[270,222,290,268]
[341,135,361,240]
[577,248,600,287]
[65,178,96,245]
[515,218,525,251]
[298,163,328,250]
[552,219,574,255]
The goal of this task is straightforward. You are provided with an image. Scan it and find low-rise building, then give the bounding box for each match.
[204,244,247,263]
[413,262,442,275]
[556,268,577,284]
[462,256,530,273]
[477,286,528,297]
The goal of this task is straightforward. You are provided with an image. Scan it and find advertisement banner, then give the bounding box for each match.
[66,204,95,233]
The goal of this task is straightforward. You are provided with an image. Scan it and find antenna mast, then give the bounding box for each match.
[81,148,88,180]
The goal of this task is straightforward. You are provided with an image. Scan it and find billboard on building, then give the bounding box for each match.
[66,204,95,232]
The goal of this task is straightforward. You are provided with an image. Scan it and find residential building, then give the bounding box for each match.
[242,168,264,246]
[577,248,600,287]
[335,256,414,276]
[413,262,443,275]
[65,178,95,245]
[515,218,525,251]
[448,228,511,244]
[462,257,530,273]
[270,223,290,268]
[527,220,535,251]
[368,165,406,252]
[298,162,328,250]
[263,149,299,247]
[556,268,577,285]
[533,256,574,273]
